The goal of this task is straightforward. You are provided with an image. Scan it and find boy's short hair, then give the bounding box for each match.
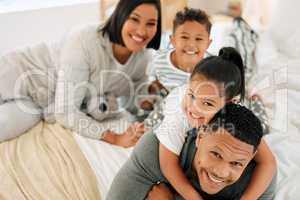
[173,7,212,35]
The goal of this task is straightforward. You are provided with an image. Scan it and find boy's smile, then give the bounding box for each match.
[170,21,211,73]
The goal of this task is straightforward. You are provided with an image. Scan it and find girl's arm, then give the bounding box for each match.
[241,139,277,200]
[159,144,203,200]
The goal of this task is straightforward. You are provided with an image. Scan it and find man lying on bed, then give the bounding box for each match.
[106,103,277,200]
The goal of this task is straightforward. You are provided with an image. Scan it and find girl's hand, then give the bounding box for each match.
[116,122,146,148]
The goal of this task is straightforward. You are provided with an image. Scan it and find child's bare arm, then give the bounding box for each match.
[241,139,276,200]
[159,143,203,200]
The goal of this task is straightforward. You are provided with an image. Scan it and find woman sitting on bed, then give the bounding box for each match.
[0,0,162,147]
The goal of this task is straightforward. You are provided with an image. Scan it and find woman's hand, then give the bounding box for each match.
[116,122,146,148]
[146,183,174,200]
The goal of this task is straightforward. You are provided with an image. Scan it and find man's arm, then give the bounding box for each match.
[241,139,276,200]
[146,183,174,200]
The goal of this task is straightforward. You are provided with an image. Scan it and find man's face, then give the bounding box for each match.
[193,128,255,194]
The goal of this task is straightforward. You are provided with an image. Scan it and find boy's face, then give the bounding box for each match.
[182,75,226,128]
[170,21,211,72]
[193,128,255,194]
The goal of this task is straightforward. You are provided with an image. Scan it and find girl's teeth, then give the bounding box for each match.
[185,51,197,55]
[191,112,200,118]
[132,35,144,42]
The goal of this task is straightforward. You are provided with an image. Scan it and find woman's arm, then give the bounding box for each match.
[55,28,144,147]
[241,139,277,200]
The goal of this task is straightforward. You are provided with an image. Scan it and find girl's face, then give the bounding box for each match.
[183,75,226,128]
[171,21,211,72]
[121,4,158,52]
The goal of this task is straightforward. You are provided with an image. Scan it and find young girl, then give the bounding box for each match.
[157,47,276,200]
[0,0,162,147]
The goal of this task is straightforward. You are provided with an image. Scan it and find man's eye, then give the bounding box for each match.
[181,36,188,39]
[196,38,203,41]
[211,151,222,159]
[230,161,243,168]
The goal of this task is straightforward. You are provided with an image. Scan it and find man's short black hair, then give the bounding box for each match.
[208,103,263,152]
[173,7,212,34]
[101,0,162,50]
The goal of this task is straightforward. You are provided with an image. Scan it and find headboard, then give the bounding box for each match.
[100,0,187,32]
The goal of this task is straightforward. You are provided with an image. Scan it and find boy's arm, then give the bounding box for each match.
[159,144,203,200]
[241,139,277,200]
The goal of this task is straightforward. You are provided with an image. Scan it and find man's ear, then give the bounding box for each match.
[196,129,205,148]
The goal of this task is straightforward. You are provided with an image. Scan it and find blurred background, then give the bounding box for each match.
[0,0,271,54]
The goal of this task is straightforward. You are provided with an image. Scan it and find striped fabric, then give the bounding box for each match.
[148,49,190,91]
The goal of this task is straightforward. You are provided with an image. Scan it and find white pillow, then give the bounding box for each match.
[266,0,300,58]
[207,19,234,55]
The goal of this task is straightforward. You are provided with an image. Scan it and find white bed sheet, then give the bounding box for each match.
[73,112,133,199]
[265,129,300,200]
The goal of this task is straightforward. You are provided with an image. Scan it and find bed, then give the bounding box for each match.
[1,0,300,199]
[79,0,300,198]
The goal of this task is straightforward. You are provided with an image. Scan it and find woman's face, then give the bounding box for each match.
[183,75,226,128]
[121,4,158,52]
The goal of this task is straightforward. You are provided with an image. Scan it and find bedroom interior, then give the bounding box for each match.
[0,0,299,199]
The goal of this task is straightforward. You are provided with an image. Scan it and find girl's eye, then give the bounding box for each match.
[203,102,213,107]
[188,93,196,100]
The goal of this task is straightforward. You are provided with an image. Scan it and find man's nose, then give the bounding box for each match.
[212,163,231,179]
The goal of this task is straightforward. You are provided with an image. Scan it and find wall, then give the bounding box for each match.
[0,2,100,55]
[188,0,229,14]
